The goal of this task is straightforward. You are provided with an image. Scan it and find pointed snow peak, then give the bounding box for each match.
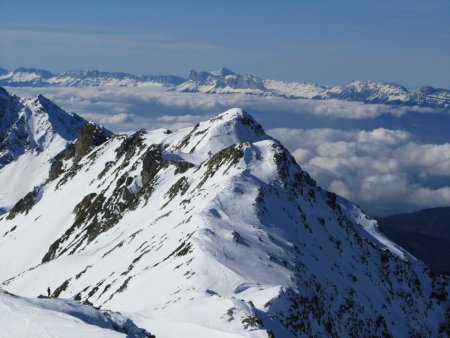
[211,108,265,132]
[31,94,62,115]
[173,108,270,156]
[35,93,52,106]
[0,92,106,168]
[213,107,251,120]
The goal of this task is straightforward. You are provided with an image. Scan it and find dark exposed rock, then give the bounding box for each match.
[48,144,76,181]
[196,144,244,189]
[6,186,41,220]
[141,145,167,186]
[52,279,71,298]
[48,124,110,183]
[238,111,265,135]
[74,123,109,162]
[327,192,337,209]
[162,176,189,209]
[115,130,145,162]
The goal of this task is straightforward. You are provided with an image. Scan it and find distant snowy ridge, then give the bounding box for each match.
[1,66,449,109]
[0,93,448,337]
[0,67,185,88]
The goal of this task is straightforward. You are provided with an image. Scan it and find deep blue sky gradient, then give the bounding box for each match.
[0,0,449,88]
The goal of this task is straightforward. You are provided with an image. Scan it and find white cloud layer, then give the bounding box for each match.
[268,127,450,215]
[6,86,437,131]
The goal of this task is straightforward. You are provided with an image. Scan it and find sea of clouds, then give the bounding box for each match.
[6,86,450,216]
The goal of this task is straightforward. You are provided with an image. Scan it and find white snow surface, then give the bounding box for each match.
[0,97,448,337]
[0,290,150,337]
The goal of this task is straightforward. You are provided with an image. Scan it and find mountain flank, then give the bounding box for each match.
[0,91,448,337]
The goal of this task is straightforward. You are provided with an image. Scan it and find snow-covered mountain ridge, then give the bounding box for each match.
[0,93,449,337]
[1,66,449,109]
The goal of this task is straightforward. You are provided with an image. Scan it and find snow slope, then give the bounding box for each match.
[0,290,152,337]
[0,103,448,337]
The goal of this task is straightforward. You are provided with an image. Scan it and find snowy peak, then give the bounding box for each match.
[0,88,89,168]
[183,68,266,93]
[0,88,110,212]
[171,108,270,157]
[210,67,236,76]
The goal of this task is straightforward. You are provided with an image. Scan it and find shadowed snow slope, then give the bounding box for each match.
[0,104,449,337]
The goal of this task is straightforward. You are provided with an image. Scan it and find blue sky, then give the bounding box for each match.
[0,0,449,88]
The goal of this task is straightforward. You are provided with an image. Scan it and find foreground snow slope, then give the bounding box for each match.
[0,106,449,337]
[0,290,152,337]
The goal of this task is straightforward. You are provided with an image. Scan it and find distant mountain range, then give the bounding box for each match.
[377,207,450,276]
[1,67,449,109]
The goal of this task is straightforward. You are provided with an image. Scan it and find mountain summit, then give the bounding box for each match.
[0,89,88,168]
[0,95,448,337]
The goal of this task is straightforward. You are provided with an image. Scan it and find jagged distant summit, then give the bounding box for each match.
[0,93,448,337]
[210,67,236,76]
[1,67,449,108]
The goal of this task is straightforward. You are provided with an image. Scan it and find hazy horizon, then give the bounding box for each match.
[1,0,449,88]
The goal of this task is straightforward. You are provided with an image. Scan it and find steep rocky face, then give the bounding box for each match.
[0,89,22,167]
[0,108,448,337]
[74,123,110,161]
